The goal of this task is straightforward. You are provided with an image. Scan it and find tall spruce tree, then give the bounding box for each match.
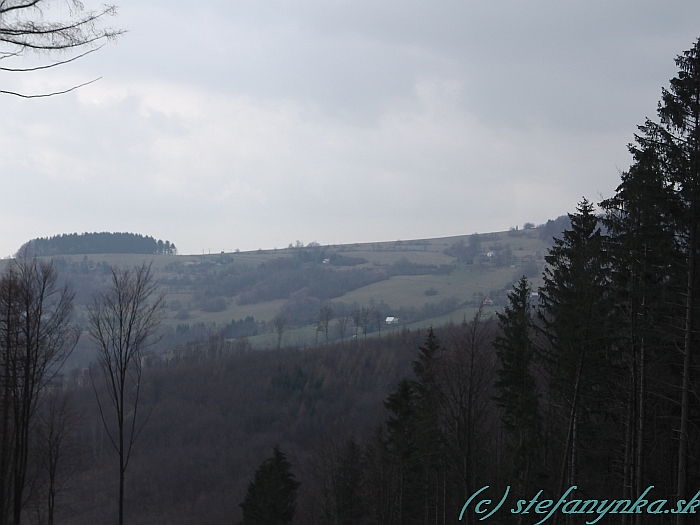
[538,199,613,500]
[494,276,540,498]
[601,137,680,512]
[607,39,700,521]
[649,41,700,520]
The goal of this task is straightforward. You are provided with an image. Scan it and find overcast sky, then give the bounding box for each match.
[1,1,699,257]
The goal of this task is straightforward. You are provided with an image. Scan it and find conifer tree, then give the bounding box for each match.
[494,276,540,496]
[383,330,446,525]
[409,329,446,523]
[384,379,427,525]
[382,325,497,524]
[238,446,300,525]
[608,40,700,520]
[601,137,680,508]
[649,41,700,519]
[538,199,612,496]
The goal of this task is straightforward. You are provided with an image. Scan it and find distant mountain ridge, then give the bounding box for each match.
[17,232,177,256]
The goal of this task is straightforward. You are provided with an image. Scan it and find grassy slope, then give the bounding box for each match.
[18,228,552,350]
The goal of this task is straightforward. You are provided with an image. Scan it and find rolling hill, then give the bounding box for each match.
[6,217,568,366]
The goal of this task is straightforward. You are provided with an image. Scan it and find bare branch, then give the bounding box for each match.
[0,77,100,97]
[1,1,123,98]
[0,44,102,71]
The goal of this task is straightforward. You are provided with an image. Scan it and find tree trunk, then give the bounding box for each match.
[555,347,585,525]
[677,218,695,525]
[635,336,645,525]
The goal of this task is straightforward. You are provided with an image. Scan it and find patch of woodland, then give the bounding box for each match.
[54,328,443,525]
[17,232,177,256]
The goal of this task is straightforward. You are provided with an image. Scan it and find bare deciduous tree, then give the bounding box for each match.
[34,390,80,525]
[372,307,382,339]
[360,307,372,340]
[351,309,361,340]
[442,308,498,506]
[1,0,124,98]
[272,316,286,350]
[88,263,163,525]
[0,257,78,525]
[308,435,366,525]
[317,305,333,346]
[335,316,349,345]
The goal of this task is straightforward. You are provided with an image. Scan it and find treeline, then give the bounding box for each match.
[388,257,453,276]
[442,217,568,266]
[288,244,368,266]
[17,232,177,256]
[177,294,477,346]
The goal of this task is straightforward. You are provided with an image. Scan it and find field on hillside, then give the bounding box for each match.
[6,223,563,361]
[0,217,566,366]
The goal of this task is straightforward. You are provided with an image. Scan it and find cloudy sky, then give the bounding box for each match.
[1,1,699,257]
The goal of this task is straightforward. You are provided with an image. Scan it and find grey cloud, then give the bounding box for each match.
[1,0,698,255]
